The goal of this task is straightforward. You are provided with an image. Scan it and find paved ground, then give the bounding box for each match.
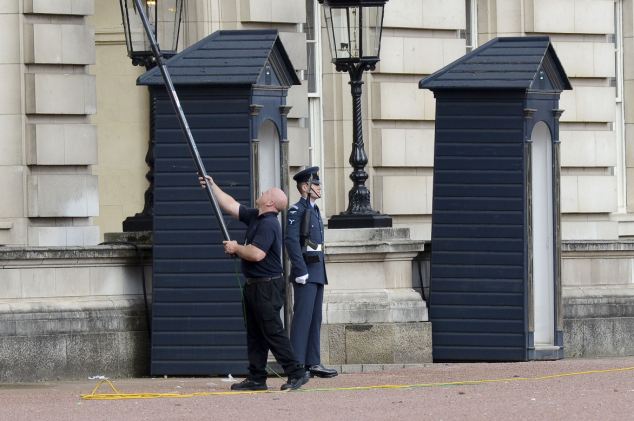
[2,356,634,420]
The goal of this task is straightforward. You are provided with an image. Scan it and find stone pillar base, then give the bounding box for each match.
[321,321,432,365]
[321,227,430,364]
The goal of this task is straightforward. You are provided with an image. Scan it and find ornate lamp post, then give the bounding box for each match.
[118,0,183,231]
[319,0,392,228]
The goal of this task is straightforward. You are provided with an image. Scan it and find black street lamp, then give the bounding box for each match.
[319,0,392,229]
[118,0,183,231]
[119,0,183,67]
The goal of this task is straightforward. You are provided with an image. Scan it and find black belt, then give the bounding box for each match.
[245,276,281,285]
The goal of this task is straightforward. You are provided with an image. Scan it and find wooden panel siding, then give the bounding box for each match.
[430,93,527,361]
[151,88,252,375]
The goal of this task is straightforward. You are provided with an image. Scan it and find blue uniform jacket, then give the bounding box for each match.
[285,197,327,285]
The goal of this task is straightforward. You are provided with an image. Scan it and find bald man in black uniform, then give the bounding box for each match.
[200,174,309,391]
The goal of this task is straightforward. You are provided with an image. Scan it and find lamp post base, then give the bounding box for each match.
[328,213,392,229]
[122,214,153,232]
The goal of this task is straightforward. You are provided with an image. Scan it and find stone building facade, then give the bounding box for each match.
[1,0,634,380]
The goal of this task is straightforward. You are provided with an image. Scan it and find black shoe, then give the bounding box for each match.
[280,371,309,391]
[308,364,338,378]
[230,378,268,391]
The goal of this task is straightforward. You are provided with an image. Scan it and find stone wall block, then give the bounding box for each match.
[326,300,391,324]
[561,220,619,240]
[525,0,614,34]
[560,130,616,168]
[393,323,432,363]
[0,2,18,13]
[24,24,61,64]
[278,31,307,71]
[379,175,431,215]
[28,226,99,247]
[384,0,464,30]
[561,257,593,286]
[624,37,634,81]
[0,268,21,299]
[63,24,95,64]
[24,0,94,15]
[345,324,394,364]
[383,0,423,28]
[327,321,433,365]
[27,123,98,165]
[0,336,67,382]
[123,265,149,295]
[576,176,617,213]
[115,331,150,375]
[64,332,120,377]
[559,87,615,123]
[379,37,465,75]
[54,267,90,297]
[240,0,305,23]
[0,64,21,114]
[371,82,434,121]
[563,318,634,357]
[287,126,309,166]
[0,13,20,64]
[421,0,465,30]
[89,266,127,296]
[323,324,345,364]
[25,73,96,115]
[0,115,22,166]
[325,262,387,290]
[27,174,98,218]
[561,175,617,214]
[552,41,614,78]
[19,267,56,298]
[24,23,96,64]
[0,166,25,218]
[623,80,634,123]
[562,318,585,357]
[373,128,435,167]
[287,82,308,119]
[0,318,16,336]
[27,227,66,247]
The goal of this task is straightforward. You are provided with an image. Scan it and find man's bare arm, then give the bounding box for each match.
[223,240,265,262]
[199,175,240,219]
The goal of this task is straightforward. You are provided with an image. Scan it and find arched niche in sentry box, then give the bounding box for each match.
[137,29,300,376]
[420,36,572,362]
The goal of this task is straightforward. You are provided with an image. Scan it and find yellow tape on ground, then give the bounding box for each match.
[80,365,634,400]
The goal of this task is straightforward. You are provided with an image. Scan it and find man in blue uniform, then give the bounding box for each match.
[285,167,338,378]
[199,174,309,391]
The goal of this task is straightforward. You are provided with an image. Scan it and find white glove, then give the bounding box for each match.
[295,274,309,284]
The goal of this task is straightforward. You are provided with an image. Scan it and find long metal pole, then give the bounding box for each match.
[133,0,231,241]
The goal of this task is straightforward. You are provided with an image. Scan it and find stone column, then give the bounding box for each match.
[321,227,432,365]
[0,0,25,246]
[22,0,99,246]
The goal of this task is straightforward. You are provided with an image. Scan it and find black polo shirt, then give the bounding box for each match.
[238,205,283,278]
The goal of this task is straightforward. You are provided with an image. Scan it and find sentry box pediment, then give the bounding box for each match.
[420,37,571,362]
[420,36,571,92]
[138,29,300,88]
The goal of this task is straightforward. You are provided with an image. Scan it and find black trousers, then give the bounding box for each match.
[243,276,303,382]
